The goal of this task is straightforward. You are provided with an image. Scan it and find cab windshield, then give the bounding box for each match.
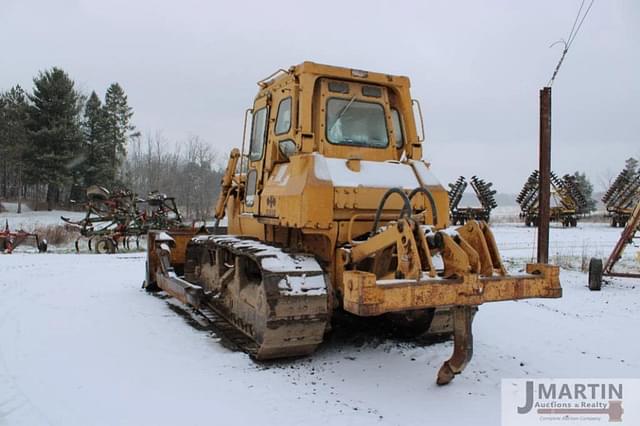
[326,98,388,148]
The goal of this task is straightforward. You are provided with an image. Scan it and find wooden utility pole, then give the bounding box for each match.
[537,87,552,264]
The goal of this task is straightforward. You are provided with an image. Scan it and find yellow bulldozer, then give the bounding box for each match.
[144,62,561,385]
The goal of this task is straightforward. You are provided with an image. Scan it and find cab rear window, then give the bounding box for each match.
[326,98,388,148]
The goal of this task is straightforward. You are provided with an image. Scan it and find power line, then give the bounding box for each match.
[568,0,596,49]
[547,0,596,87]
[566,0,586,49]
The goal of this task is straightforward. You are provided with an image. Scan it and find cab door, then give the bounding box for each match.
[242,95,269,218]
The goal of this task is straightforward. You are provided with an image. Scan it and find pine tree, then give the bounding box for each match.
[82,91,109,187]
[0,86,30,212]
[572,171,596,213]
[27,67,83,210]
[624,157,638,177]
[0,92,9,199]
[102,83,136,184]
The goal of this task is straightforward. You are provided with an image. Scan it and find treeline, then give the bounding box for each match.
[0,67,134,211]
[123,134,224,220]
[1,67,224,219]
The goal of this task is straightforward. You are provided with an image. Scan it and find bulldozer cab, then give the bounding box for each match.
[238,62,426,222]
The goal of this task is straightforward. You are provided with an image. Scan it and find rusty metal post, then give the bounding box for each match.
[537,87,552,264]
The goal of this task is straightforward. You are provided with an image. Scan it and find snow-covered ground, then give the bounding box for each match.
[1,203,85,229]
[495,222,627,259]
[1,210,639,425]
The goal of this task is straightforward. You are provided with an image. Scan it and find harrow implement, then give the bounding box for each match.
[448,176,498,225]
[602,168,640,228]
[517,170,588,227]
[62,185,185,253]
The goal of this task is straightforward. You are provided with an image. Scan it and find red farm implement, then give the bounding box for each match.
[0,220,47,254]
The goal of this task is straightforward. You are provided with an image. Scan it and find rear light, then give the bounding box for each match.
[351,69,368,78]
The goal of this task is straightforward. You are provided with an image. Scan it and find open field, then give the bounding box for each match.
[0,203,84,230]
[1,210,639,425]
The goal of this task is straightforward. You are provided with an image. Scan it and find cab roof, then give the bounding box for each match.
[257,61,411,92]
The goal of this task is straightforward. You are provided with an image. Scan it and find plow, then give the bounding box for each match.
[0,220,47,254]
[447,175,498,225]
[62,185,184,253]
[143,62,562,385]
[517,170,588,227]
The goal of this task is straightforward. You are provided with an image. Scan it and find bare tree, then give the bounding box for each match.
[597,168,616,193]
[122,132,223,221]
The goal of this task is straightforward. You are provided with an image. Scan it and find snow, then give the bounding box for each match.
[277,274,327,296]
[154,231,174,242]
[441,227,461,238]
[1,218,639,425]
[0,203,31,214]
[307,154,443,190]
[0,203,84,229]
[491,222,639,270]
[261,255,322,274]
[491,205,521,221]
[269,163,290,187]
[313,154,420,189]
[312,153,331,181]
[193,235,323,274]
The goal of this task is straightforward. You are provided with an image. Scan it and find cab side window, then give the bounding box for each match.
[391,108,404,149]
[245,169,257,206]
[275,97,292,135]
[249,107,268,161]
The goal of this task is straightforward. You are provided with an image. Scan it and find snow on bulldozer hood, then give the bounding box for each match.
[312,153,442,189]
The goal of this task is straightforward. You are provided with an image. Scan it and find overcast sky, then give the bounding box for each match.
[1,0,638,192]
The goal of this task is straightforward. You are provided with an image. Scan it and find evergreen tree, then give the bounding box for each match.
[27,67,83,209]
[0,86,30,211]
[0,92,9,198]
[572,171,596,213]
[624,157,638,177]
[82,91,109,187]
[102,83,135,183]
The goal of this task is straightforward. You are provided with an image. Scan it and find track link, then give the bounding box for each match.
[182,235,330,359]
[197,303,260,355]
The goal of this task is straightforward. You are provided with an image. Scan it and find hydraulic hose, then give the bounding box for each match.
[370,187,413,237]
[408,186,438,227]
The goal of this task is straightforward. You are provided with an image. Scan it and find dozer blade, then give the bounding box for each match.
[341,263,560,315]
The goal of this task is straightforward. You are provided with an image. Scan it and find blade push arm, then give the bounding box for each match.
[214,148,241,221]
